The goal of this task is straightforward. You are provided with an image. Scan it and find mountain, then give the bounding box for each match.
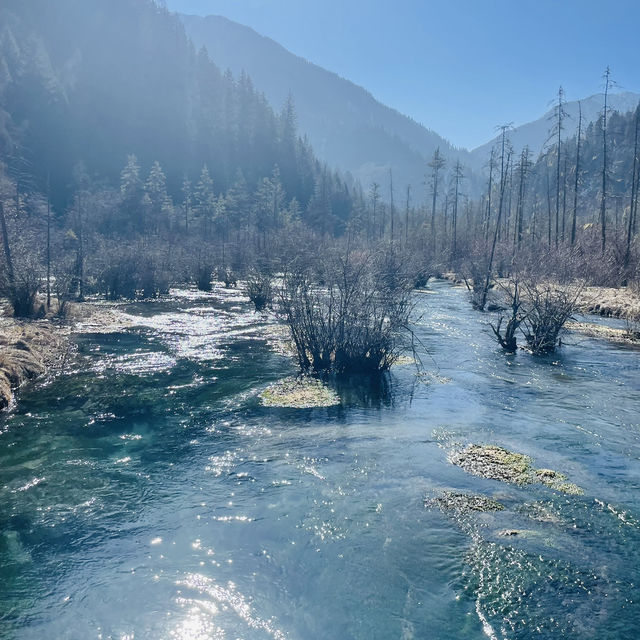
[469,91,640,168]
[179,13,471,195]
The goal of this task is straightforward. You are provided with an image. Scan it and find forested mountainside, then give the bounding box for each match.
[469,91,640,169]
[0,0,356,230]
[180,13,471,194]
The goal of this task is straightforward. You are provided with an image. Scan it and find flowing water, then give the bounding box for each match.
[1,281,640,639]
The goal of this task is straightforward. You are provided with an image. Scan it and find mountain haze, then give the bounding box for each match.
[180,13,471,194]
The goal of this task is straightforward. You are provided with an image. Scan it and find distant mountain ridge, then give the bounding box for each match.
[180,12,639,193]
[469,91,640,167]
[180,13,472,194]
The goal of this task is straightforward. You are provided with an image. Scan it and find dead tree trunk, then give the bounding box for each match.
[600,67,611,255]
[571,101,582,246]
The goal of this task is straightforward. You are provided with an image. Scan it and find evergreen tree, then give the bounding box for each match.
[195,165,215,237]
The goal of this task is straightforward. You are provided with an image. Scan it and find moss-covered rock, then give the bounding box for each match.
[450,445,533,484]
[426,491,505,514]
[535,468,584,495]
[450,444,583,495]
[259,377,340,408]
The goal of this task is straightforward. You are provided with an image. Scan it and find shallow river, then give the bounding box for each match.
[1,282,640,639]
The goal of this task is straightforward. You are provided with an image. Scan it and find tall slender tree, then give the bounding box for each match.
[427,148,446,250]
[571,101,583,246]
[369,182,380,241]
[549,86,567,248]
[389,167,395,242]
[626,104,640,266]
[514,146,531,252]
[404,184,411,245]
[451,161,464,258]
[600,67,612,254]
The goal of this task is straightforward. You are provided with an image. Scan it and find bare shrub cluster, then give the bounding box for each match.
[490,276,583,354]
[277,248,414,374]
[245,270,273,311]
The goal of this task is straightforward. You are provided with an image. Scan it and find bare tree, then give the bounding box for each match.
[571,101,582,246]
[514,147,531,252]
[626,104,640,267]
[600,67,612,254]
[389,167,395,242]
[369,182,380,242]
[490,279,525,352]
[483,148,496,241]
[427,148,446,251]
[46,172,51,309]
[451,161,464,259]
[278,249,413,374]
[404,184,411,246]
[547,86,568,248]
[475,125,512,310]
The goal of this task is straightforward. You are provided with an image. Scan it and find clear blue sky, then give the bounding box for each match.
[165,0,639,150]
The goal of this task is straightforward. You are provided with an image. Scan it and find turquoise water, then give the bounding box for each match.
[1,282,640,639]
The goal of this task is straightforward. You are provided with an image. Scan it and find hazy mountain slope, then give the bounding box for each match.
[0,0,341,215]
[469,92,640,167]
[180,13,470,192]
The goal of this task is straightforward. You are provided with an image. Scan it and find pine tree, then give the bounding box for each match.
[120,154,144,232]
[195,165,215,237]
[145,161,169,234]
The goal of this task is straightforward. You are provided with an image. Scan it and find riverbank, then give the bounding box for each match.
[0,301,133,410]
[440,272,640,318]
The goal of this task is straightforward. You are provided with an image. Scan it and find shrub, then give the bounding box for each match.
[245,270,273,311]
[490,280,524,353]
[98,248,170,300]
[195,264,213,292]
[519,280,582,354]
[217,267,237,288]
[277,249,413,374]
[0,261,41,318]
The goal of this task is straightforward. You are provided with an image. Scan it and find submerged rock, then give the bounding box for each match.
[535,468,583,495]
[450,445,533,485]
[259,377,340,408]
[498,529,522,537]
[426,491,505,514]
[450,444,584,495]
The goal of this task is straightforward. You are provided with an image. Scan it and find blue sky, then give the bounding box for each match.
[165,0,639,149]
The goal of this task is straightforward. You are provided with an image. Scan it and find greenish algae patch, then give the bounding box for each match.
[450,445,533,484]
[451,444,583,495]
[535,468,583,495]
[259,377,340,408]
[425,491,505,514]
